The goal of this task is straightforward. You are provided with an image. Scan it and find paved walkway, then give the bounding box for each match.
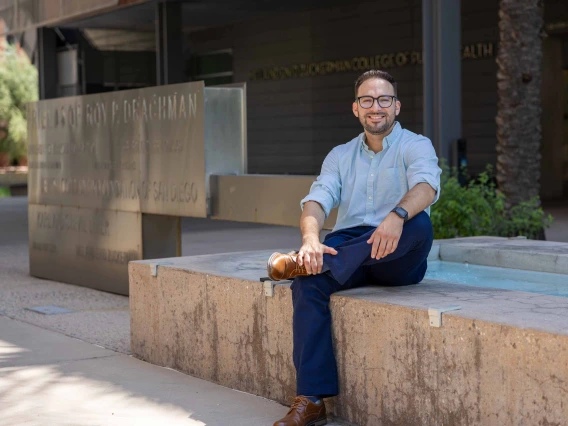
[0,197,346,426]
[0,316,290,426]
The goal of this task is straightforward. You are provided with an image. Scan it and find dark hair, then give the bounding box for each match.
[354,70,397,99]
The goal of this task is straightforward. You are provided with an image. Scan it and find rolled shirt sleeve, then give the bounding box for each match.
[300,147,342,218]
[404,136,442,204]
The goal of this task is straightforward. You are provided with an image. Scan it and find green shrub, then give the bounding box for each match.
[431,162,553,240]
[0,186,10,198]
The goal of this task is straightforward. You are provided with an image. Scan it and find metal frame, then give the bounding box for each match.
[155,0,183,85]
[422,0,462,162]
[37,27,58,100]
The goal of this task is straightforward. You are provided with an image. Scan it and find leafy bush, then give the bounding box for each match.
[431,162,553,240]
[0,44,38,162]
[0,186,10,198]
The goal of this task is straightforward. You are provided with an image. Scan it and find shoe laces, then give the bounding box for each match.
[289,396,309,412]
[292,265,306,275]
[288,255,306,275]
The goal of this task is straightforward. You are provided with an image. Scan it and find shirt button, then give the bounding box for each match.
[370,174,374,177]
[368,196,372,200]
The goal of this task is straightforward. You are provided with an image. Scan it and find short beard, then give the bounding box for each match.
[360,113,394,135]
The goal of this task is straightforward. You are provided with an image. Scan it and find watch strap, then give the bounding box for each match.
[391,206,408,221]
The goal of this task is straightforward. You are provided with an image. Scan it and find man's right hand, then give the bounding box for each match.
[297,236,338,275]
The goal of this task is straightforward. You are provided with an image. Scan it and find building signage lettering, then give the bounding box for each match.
[38,178,199,204]
[37,211,110,237]
[546,20,568,33]
[30,92,198,130]
[76,245,139,264]
[250,42,495,81]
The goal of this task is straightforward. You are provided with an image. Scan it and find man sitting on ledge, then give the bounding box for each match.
[267,69,441,426]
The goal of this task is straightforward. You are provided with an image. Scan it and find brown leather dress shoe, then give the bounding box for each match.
[267,251,309,281]
[273,396,327,426]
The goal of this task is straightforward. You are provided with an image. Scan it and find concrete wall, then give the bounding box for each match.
[130,239,568,425]
[130,268,296,401]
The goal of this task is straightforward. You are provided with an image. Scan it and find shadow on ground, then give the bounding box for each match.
[0,317,292,426]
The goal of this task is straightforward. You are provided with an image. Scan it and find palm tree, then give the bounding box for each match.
[496,0,544,207]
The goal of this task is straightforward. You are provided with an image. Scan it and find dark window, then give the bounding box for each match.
[189,49,233,86]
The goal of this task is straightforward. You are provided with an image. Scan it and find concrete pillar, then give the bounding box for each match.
[155,1,184,85]
[37,27,58,100]
[150,2,185,256]
[422,0,462,163]
[142,214,181,259]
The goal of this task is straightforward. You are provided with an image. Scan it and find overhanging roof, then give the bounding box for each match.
[56,0,354,33]
[0,0,150,36]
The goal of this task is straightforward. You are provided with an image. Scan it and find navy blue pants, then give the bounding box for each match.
[291,211,433,397]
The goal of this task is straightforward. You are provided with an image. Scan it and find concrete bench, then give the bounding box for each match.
[129,238,568,425]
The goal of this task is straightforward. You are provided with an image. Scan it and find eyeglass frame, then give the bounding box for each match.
[356,95,398,109]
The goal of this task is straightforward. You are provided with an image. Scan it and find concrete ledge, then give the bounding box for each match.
[437,237,568,274]
[130,241,568,425]
[0,169,27,186]
[0,169,27,196]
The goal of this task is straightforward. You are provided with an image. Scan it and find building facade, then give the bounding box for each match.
[1,0,567,200]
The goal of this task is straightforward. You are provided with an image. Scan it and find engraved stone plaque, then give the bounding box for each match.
[26,81,246,294]
[29,204,142,294]
[27,81,207,217]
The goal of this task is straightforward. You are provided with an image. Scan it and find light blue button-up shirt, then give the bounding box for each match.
[301,122,441,232]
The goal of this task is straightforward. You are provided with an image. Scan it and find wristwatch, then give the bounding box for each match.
[391,206,409,222]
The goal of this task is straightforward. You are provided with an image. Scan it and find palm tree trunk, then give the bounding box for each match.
[496,0,544,208]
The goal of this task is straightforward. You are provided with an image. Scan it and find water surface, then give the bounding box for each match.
[425,261,568,298]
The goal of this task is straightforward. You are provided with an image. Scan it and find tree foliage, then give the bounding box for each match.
[0,44,38,161]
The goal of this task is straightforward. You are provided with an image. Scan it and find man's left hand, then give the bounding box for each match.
[367,212,404,259]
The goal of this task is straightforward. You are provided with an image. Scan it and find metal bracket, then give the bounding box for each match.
[264,281,275,297]
[262,279,293,297]
[149,262,173,277]
[428,305,462,327]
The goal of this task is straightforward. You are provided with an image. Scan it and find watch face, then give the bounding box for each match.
[394,207,408,219]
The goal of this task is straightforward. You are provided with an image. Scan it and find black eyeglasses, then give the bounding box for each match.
[357,95,397,109]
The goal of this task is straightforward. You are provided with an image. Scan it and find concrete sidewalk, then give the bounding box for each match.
[0,316,291,426]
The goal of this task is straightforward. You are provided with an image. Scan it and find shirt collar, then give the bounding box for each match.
[361,121,402,153]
